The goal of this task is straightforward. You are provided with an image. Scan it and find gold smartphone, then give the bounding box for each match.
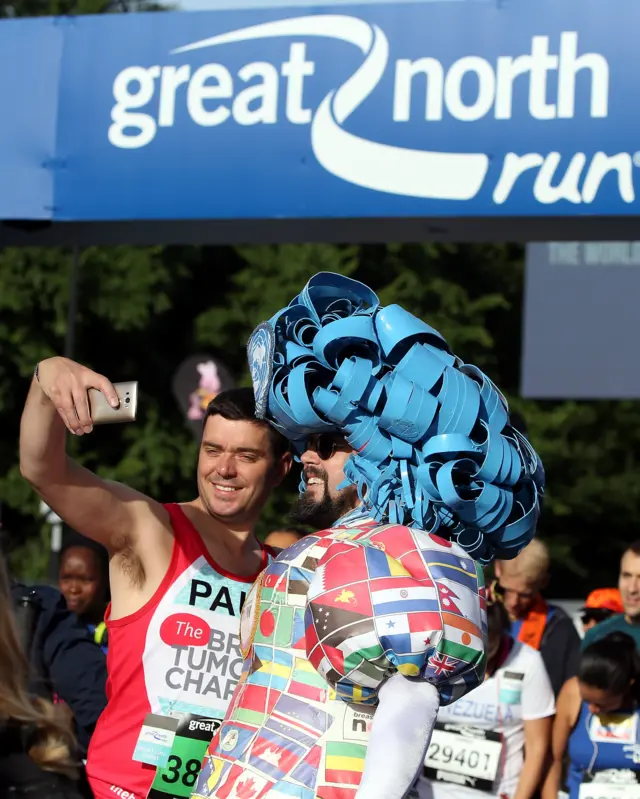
[88,381,138,425]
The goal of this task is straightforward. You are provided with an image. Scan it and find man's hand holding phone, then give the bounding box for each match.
[35,357,136,435]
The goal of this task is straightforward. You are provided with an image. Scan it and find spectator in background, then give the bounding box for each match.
[543,632,640,799]
[583,542,640,649]
[11,578,107,756]
[264,525,306,549]
[494,539,581,696]
[1,553,89,799]
[59,543,109,653]
[418,599,555,799]
[580,588,624,634]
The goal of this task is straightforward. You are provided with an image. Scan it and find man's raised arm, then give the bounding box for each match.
[19,356,158,553]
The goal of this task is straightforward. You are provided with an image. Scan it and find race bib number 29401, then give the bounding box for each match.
[424,723,503,792]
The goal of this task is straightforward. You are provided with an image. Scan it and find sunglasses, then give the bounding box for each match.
[305,433,350,461]
[491,580,537,602]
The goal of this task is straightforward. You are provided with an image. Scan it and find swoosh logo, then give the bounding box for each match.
[171,15,489,200]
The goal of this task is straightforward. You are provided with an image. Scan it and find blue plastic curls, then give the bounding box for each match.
[247,272,544,564]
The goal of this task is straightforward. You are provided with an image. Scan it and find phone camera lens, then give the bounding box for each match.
[125,397,131,404]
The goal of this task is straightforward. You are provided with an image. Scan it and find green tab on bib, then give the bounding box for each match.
[147,713,221,799]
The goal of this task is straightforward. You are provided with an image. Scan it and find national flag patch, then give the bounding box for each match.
[289,658,328,703]
[269,781,315,799]
[335,625,382,664]
[342,657,387,689]
[407,611,444,652]
[289,679,327,703]
[439,668,483,705]
[365,546,412,579]
[291,744,321,788]
[397,548,431,580]
[234,684,279,728]
[250,647,293,691]
[215,723,256,762]
[435,583,463,615]
[287,566,312,606]
[424,650,462,679]
[316,787,357,799]
[192,755,230,797]
[262,564,288,590]
[312,580,373,617]
[249,728,307,780]
[216,765,271,799]
[325,741,366,785]
[441,611,483,656]
[307,602,373,647]
[374,613,412,654]
[277,535,317,563]
[428,554,479,594]
[320,543,373,589]
[291,606,307,649]
[263,718,316,750]
[271,694,333,738]
[368,525,418,560]
[371,582,438,615]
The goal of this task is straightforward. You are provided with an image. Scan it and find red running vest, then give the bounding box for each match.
[86,503,271,799]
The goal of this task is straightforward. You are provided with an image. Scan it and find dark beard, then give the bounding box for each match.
[289,483,359,530]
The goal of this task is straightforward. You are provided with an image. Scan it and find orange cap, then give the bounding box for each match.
[583,588,624,614]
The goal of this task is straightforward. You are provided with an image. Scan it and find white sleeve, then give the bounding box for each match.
[521,647,555,721]
[355,673,440,799]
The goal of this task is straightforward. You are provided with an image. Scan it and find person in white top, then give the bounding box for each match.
[417,598,555,799]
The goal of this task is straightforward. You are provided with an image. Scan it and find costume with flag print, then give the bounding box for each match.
[192,522,486,799]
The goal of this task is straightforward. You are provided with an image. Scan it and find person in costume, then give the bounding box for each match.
[192,273,545,799]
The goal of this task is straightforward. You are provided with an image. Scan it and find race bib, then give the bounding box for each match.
[590,714,639,745]
[579,771,640,799]
[147,713,222,799]
[424,722,503,792]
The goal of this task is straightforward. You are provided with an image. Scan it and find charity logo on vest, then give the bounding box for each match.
[143,561,247,718]
[107,15,637,207]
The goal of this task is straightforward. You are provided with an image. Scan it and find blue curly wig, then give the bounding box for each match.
[247,272,544,565]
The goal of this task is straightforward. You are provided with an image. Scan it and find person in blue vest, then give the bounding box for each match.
[58,544,109,654]
[543,632,640,799]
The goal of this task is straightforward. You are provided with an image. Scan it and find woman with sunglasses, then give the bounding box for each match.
[542,632,640,799]
[418,599,555,799]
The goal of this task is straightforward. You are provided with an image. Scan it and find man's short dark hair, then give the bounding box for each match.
[203,388,290,460]
[625,540,640,557]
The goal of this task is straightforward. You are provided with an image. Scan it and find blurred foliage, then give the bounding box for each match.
[1,240,638,596]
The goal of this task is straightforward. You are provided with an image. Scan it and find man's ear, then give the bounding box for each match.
[273,451,293,486]
[494,561,503,579]
[539,572,550,591]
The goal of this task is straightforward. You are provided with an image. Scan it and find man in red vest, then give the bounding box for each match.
[494,539,580,697]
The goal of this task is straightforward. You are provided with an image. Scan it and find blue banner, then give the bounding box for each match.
[5,0,640,221]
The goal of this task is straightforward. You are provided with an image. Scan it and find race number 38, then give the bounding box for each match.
[148,714,221,799]
[424,723,502,790]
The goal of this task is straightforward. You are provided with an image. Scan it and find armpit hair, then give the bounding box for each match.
[113,534,146,589]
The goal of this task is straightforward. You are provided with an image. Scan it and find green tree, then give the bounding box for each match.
[2,235,639,593]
